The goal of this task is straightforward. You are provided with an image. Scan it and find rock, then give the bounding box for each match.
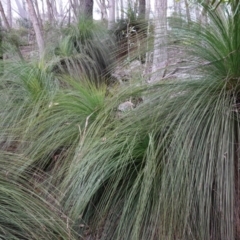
[111,60,143,83]
[118,101,134,112]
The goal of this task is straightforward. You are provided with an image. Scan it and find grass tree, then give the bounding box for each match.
[0,151,78,239]
[50,1,240,239]
[2,0,240,239]
[47,17,115,85]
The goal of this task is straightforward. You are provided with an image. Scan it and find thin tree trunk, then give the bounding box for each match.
[26,0,45,57]
[134,0,138,15]
[59,0,63,17]
[139,0,146,19]
[173,0,177,13]
[41,0,45,21]
[68,7,71,25]
[7,0,12,27]
[116,0,119,21]
[46,0,53,24]
[178,0,182,16]
[22,0,26,12]
[146,0,150,19]
[195,4,200,22]
[74,0,79,16]
[0,1,11,30]
[80,0,93,20]
[33,0,43,30]
[184,0,191,23]
[0,18,3,75]
[60,4,70,26]
[120,0,124,19]
[108,0,115,30]
[0,2,24,60]
[150,0,168,82]
[69,0,77,19]
[51,0,58,19]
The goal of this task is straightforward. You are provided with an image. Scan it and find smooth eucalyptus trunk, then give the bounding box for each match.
[33,0,43,30]
[26,0,45,57]
[108,0,115,30]
[7,0,12,27]
[41,0,45,20]
[150,0,168,82]
[195,4,200,22]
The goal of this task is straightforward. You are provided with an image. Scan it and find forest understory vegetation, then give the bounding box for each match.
[1,1,240,239]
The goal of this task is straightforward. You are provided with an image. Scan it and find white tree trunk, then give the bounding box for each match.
[195,4,200,22]
[184,0,191,23]
[7,0,12,27]
[0,0,11,30]
[116,0,119,20]
[59,0,63,17]
[150,0,168,82]
[108,0,115,30]
[41,0,45,20]
[26,0,45,57]
[33,0,43,30]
